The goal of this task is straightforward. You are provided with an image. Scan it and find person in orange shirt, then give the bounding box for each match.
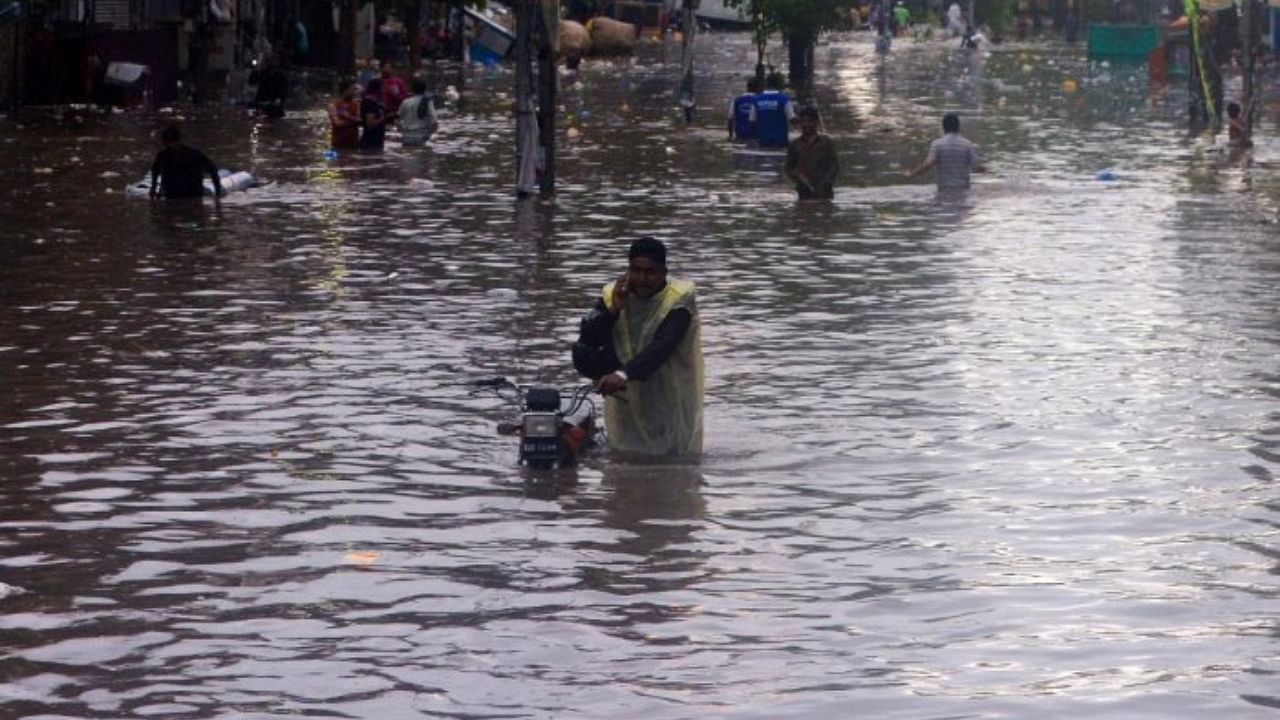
[328,83,361,150]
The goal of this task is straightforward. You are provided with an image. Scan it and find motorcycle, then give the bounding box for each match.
[473,378,601,469]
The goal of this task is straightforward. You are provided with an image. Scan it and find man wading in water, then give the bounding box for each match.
[907,112,984,190]
[149,125,223,201]
[572,237,705,457]
[785,106,839,200]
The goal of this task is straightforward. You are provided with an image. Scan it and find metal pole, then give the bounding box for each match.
[1241,0,1256,138]
[678,0,697,122]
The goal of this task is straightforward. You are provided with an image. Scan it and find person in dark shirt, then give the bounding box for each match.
[149,125,222,200]
[572,237,705,456]
[785,106,839,200]
[728,77,759,142]
[359,78,389,150]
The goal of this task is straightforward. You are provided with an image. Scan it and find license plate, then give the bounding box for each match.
[522,439,559,457]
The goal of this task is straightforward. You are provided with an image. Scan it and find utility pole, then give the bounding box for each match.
[516,0,559,198]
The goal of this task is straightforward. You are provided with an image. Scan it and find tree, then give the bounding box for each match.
[748,1,776,85]
[724,0,854,93]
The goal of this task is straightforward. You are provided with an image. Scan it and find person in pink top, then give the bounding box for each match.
[379,61,410,114]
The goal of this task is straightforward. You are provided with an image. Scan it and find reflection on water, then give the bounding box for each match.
[2,32,1279,719]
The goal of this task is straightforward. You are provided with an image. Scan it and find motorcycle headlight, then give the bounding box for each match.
[522,414,560,439]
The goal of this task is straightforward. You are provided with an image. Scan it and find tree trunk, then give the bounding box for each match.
[406,0,422,71]
[11,14,22,115]
[787,31,814,97]
[753,5,766,86]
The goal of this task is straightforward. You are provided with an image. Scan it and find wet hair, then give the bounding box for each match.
[161,125,181,143]
[629,236,667,267]
[1227,101,1241,118]
[747,77,760,93]
[412,80,427,94]
[942,112,960,133]
[799,105,820,121]
[766,73,784,90]
[365,78,382,94]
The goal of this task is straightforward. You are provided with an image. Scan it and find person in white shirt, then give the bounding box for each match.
[397,80,439,147]
[946,1,965,36]
[907,112,984,190]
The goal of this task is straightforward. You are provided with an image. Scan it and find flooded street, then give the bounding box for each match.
[2,31,1280,718]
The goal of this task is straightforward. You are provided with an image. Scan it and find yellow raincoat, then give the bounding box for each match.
[601,278,704,456]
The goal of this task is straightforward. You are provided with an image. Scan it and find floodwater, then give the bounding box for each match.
[2,30,1279,719]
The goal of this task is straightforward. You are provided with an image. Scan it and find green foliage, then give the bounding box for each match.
[724,0,856,39]
[973,0,1016,33]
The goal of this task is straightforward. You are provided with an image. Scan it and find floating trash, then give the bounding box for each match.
[344,551,380,566]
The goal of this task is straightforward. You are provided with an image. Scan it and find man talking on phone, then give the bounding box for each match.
[572,237,704,457]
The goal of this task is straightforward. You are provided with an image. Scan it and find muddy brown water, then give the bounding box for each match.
[2,31,1279,719]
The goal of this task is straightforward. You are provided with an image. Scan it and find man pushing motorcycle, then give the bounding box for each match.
[572,237,705,457]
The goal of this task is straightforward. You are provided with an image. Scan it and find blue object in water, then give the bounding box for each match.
[1096,169,1115,181]
[324,149,338,161]
[464,6,515,64]
[470,42,504,66]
